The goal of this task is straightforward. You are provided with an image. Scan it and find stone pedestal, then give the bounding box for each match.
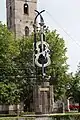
[33,82,54,114]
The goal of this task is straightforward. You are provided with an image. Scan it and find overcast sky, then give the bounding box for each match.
[0,0,80,73]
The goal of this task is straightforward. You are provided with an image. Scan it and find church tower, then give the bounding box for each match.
[6,0,37,37]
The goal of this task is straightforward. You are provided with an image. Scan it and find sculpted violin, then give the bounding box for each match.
[35,41,51,67]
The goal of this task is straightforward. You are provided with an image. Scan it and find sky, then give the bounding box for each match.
[0,0,80,73]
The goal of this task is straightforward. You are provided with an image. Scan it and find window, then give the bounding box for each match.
[10,6,12,28]
[25,26,29,36]
[24,3,29,15]
[10,6,12,17]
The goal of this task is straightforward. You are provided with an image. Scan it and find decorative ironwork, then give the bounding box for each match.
[33,10,51,78]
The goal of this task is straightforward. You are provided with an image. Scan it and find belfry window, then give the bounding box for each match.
[10,6,12,17]
[10,6,12,28]
[24,3,29,15]
[25,26,29,36]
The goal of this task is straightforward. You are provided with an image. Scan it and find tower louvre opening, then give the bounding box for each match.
[25,26,29,36]
[24,3,29,15]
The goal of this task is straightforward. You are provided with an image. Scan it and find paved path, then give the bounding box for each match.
[18,118,50,120]
[35,117,50,120]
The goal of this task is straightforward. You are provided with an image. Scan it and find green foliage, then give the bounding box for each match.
[0,22,20,104]
[69,63,80,103]
[0,22,69,107]
[46,30,68,100]
[12,36,35,105]
[66,63,80,111]
[0,82,20,104]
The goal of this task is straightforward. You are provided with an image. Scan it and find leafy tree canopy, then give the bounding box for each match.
[0,22,69,105]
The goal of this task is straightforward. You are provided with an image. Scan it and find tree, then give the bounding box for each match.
[0,22,69,110]
[0,22,20,104]
[68,63,80,112]
[46,30,68,100]
[14,30,68,103]
[12,36,35,111]
[0,82,20,104]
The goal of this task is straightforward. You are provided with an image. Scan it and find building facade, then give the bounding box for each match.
[6,0,37,37]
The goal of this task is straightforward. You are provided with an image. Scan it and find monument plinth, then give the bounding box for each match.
[33,10,54,114]
[33,82,54,114]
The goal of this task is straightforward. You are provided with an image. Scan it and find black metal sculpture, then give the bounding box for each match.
[33,10,51,79]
